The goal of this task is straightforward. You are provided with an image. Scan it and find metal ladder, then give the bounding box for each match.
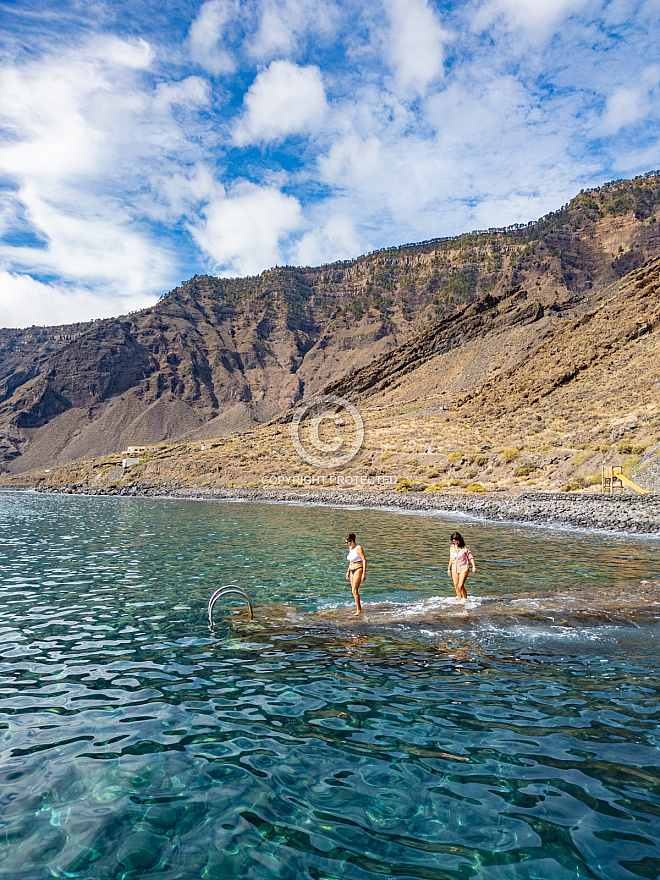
[208,585,254,625]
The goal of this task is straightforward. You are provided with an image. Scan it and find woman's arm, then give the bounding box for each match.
[469,550,476,573]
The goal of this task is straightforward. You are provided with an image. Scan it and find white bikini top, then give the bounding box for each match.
[347,546,362,563]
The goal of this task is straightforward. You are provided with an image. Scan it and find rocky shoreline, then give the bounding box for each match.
[27,482,660,535]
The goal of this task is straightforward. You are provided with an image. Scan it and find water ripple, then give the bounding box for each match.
[0,492,658,879]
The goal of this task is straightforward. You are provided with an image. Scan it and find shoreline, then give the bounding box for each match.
[19,482,660,535]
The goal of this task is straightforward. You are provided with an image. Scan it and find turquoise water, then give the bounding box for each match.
[0,491,659,879]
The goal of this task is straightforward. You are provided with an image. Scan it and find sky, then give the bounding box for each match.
[0,0,659,328]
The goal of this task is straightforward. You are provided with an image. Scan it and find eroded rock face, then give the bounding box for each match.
[1,176,659,473]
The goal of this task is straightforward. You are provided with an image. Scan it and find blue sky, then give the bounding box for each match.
[0,0,658,327]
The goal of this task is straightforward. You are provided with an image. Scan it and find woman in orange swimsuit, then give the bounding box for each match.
[447,531,476,601]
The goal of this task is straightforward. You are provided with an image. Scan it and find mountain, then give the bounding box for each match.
[7,254,660,497]
[324,255,660,433]
[1,172,659,475]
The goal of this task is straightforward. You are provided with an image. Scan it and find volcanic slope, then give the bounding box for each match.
[1,173,659,475]
[319,255,660,491]
[13,254,660,498]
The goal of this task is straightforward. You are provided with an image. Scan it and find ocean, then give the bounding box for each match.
[0,491,658,879]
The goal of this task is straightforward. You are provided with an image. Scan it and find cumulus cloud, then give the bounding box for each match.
[187,0,239,75]
[191,182,304,276]
[0,271,156,328]
[234,60,327,145]
[383,0,449,94]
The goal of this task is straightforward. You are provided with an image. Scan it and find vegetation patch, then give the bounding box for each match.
[514,464,538,477]
[396,478,428,492]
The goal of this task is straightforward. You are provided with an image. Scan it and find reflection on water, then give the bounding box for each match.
[0,491,659,880]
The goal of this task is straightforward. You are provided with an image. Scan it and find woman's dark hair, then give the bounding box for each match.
[345,532,356,543]
[450,531,465,547]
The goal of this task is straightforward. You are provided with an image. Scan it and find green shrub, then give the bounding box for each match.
[501,447,519,463]
[423,482,448,492]
[464,483,486,493]
[474,455,488,467]
[514,464,538,477]
[616,440,633,454]
[562,480,585,491]
[448,452,464,463]
[632,445,647,455]
[396,478,428,492]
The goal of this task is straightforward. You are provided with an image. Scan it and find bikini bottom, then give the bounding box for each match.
[452,565,469,574]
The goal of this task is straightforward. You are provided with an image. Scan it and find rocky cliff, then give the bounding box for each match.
[1,173,659,474]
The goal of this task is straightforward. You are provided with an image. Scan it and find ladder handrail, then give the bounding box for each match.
[208,585,254,623]
[633,443,660,474]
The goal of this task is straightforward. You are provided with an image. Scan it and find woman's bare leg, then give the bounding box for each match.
[452,570,461,599]
[457,570,469,601]
[350,570,362,615]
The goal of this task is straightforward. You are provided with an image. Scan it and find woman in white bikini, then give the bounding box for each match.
[345,533,366,615]
[448,531,476,602]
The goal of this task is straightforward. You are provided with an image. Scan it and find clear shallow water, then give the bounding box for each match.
[0,491,659,880]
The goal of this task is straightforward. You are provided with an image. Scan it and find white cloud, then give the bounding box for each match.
[234,60,327,145]
[153,76,210,111]
[94,35,155,69]
[294,213,360,266]
[151,164,217,222]
[0,62,105,180]
[2,184,172,295]
[0,35,208,324]
[187,0,239,75]
[313,58,590,249]
[383,0,449,94]
[600,65,660,134]
[0,271,156,328]
[249,0,339,62]
[191,182,304,276]
[472,0,588,39]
